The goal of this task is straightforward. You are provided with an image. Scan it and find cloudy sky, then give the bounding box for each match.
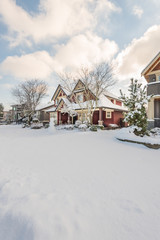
[0,0,160,109]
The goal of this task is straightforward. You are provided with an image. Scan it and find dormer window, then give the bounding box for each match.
[77,93,83,102]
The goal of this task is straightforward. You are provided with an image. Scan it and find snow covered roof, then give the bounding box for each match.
[45,107,56,112]
[61,87,70,96]
[97,95,127,111]
[141,51,160,76]
[104,91,122,101]
[36,102,55,111]
[59,94,127,112]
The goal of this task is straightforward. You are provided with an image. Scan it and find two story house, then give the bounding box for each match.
[37,80,127,127]
[141,52,160,128]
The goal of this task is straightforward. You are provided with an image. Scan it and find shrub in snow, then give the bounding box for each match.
[90,125,97,132]
[97,125,104,130]
[108,124,118,129]
[150,128,160,136]
[64,125,74,130]
[75,120,82,127]
[31,123,43,129]
[120,79,151,137]
[32,117,39,123]
[83,120,90,127]
[78,124,88,131]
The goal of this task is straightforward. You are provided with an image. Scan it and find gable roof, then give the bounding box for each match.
[72,79,85,93]
[55,97,72,111]
[141,52,160,76]
[51,84,69,101]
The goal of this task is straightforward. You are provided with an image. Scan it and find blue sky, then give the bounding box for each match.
[0,0,160,109]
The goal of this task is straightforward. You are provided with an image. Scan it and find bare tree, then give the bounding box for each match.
[58,62,115,124]
[12,79,48,124]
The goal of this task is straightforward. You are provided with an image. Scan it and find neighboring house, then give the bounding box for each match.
[141,52,160,128]
[11,104,25,122]
[37,80,127,127]
[0,111,3,122]
[3,111,12,122]
[36,102,55,124]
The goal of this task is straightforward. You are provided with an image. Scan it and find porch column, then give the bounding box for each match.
[67,114,71,124]
[59,111,62,125]
[147,97,155,129]
[98,108,103,126]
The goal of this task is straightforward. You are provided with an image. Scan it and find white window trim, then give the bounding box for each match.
[106,111,112,119]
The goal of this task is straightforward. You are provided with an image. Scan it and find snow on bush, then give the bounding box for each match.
[75,120,82,127]
[83,120,90,127]
[108,124,119,129]
[31,123,43,129]
[90,125,97,131]
[78,124,88,131]
[64,125,74,130]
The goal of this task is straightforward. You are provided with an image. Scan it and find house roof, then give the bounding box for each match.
[55,94,127,112]
[45,107,56,112]
[51,84,70,101]
[104,91,122,101]
[141,51,160,76]
[98,95,127,111]
[36,102,55,111]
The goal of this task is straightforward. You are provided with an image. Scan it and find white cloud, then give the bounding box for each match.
[114,25,160,81]
[52,32,119,72]
[0,0,119,47]
[0,51,54,79]
[0,32,119,79]
[132,5,143,18]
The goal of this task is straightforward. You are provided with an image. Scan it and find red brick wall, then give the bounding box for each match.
[116,100,122,106]
[103,111,114,126]
[113,111,124,125]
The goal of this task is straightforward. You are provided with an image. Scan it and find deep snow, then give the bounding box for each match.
[0,125,160,240]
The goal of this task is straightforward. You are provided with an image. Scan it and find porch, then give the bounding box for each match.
[54,108,124,127]
[147,97,160,128]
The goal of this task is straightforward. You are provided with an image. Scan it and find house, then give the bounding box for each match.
[11,104,25,122]
[37,80,127,127]
[141,52,160,128]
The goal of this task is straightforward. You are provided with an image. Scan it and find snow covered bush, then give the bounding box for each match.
[31,123,43,129]
[75,120,82,127]
[150,128,160,136]
[120,79,151,136]
[108,124,118,129]
[90,125,97,132]
[64,125,74,130]
[83,120,90,127]
[78,124,88,131]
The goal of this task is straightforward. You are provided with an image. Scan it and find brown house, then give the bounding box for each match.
[37,80,127,127]
[141,52,160,128]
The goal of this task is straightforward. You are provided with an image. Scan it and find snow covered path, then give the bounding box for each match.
[0,125,160,240]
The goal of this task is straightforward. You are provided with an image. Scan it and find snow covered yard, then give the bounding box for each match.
[0,125,160,240]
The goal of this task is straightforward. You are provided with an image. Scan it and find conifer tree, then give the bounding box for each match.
[120,79,151,136]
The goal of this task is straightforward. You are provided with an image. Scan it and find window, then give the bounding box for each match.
[158,76,160,81]
[77,93,83,102]
[106,111,111,118]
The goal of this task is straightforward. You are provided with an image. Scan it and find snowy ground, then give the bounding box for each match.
[0,125,160,240]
